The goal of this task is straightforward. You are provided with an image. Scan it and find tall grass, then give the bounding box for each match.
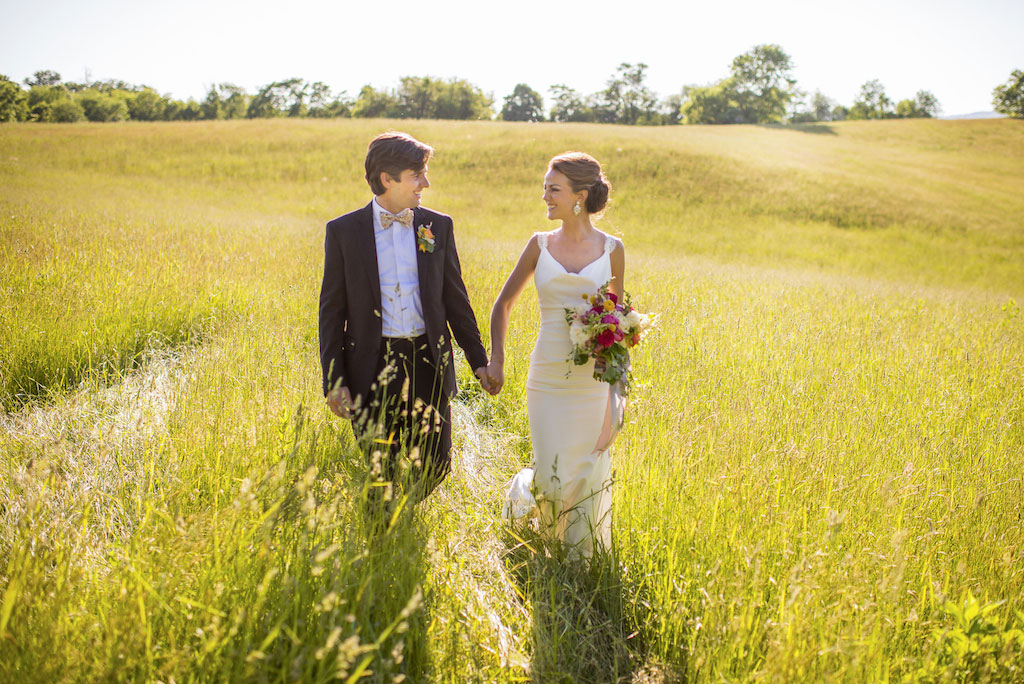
[1,118,1022,682]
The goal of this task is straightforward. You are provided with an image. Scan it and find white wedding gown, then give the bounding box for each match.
[505,231,623,557]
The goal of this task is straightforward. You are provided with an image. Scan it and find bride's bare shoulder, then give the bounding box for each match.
[520,233,544,260]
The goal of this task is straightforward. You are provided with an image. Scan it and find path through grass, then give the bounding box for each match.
[2,118,1022,682]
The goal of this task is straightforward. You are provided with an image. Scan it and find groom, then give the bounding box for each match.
[319,131,492,500]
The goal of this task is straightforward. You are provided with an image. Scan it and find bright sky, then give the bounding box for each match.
[3,0,1022,116]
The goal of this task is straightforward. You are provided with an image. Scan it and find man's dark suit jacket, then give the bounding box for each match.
[318,202,488,405]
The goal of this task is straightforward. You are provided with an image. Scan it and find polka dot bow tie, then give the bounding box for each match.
[380,209,414,228]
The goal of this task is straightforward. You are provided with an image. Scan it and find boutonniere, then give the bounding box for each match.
[416,223,436,253]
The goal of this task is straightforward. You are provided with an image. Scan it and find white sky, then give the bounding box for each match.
[2,0,1022,116]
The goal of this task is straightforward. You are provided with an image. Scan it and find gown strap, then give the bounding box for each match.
[536,232,549,250]
[603,234,617,254]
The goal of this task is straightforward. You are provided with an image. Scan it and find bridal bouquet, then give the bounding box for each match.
[564,282,655,394]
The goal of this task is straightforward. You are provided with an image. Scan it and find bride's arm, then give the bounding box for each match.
[487,235,541,393]
[596,239,627,376]
[609,238,625,301]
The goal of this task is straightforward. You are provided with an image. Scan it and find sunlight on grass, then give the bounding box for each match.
[1,118,1022,682]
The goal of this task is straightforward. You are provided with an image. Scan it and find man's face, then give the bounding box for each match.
[379,166,430,212]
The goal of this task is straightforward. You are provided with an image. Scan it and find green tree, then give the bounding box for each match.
[397,76,440,118]
[351,85,399,118]
[849,79,892,120]
[50,99,85,122]
[247,79,305,118]
[600,62,660,124]
[434,78,492,119]
[789,90,836,123]
[23,70,61,87]
[306,82,351,118]
[178,100,202,120]
[128,88,167,121]
[895,90,939,118]
[78,89,129,122]
[659,92,684,125]
[548,84,593,122]
[247,82,283,118]
[680,79,747,124]
[27,85,72,121]
[501,83,544,121]
[283,79,309,117]
[812,91,836,121]
[0,75,28,122]
[894,99,916,118]
[729,44,797,123]
[200,84,224,120]
[200,83,254,120]
[218,84,249,119]
[163,99,201,121]
[387,76,492,119]
[992,69,1024,118]
[914,90,939,117]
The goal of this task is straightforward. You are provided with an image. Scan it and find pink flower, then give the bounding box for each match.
[596,330,616,348]
[601,314,618,325]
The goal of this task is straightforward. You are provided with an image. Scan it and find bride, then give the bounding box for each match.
[486,152,625,557]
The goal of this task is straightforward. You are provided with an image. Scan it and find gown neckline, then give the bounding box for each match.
[539,240,609,276]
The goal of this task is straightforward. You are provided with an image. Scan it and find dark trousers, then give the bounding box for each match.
[353,335,451,505]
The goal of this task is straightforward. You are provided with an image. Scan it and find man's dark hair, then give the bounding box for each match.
[364,132,433,195]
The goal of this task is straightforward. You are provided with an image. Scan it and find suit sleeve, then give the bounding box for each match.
[318,222,348,396]
[441,218,488,371]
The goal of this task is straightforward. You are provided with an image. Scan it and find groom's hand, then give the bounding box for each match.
[475,366,498,396]
[327,385,355,419]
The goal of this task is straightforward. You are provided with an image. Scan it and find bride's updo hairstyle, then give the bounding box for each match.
[549,152,611,214]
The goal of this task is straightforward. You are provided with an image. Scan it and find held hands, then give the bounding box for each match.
[327,385,356,419]
[483,359,504,395]
[475,366,500,396]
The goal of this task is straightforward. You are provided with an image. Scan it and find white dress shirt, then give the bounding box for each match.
[372,198,426,337]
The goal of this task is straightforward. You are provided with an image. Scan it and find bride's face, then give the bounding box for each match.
[542,168,582,221]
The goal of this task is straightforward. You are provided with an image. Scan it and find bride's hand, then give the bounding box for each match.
[485,360,504,395]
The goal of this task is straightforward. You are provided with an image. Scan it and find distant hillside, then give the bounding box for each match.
[1,117,1022,294]
[940,111,1006,119]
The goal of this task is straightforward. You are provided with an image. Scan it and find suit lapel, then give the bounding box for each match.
[413,207,434,300]
[355,202,382,312]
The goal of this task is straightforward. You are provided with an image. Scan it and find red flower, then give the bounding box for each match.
[630,334,641,347]
[606,292,618,304]
[596,330,616,348]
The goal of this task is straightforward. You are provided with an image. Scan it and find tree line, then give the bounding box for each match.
[0,71,493,124]
[2,46,1022,125]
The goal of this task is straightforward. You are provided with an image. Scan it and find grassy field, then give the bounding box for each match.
[1,117,1023,682]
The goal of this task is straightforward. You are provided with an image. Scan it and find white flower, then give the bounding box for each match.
[625,309,643,330]
[569,321,589,347]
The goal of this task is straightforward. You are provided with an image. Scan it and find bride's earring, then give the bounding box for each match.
[573,200,582,216]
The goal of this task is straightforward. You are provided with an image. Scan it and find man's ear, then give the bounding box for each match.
[380,171,395,191]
